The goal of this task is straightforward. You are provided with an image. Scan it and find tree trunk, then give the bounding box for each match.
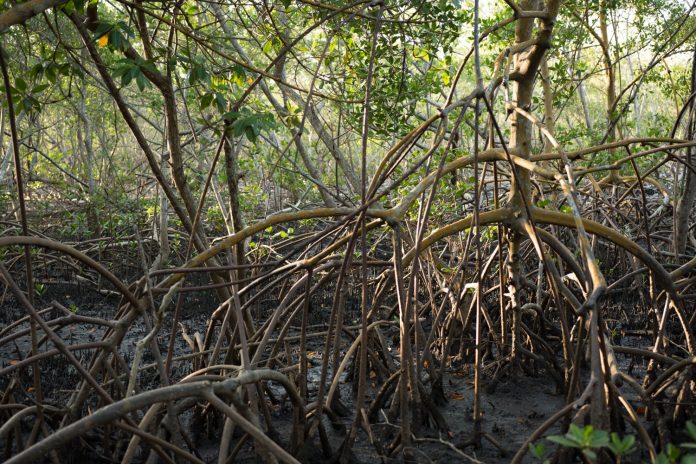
[599,2,620,183]
[674,48,696,255]
[208,2,338,208]
[223,129,247,280]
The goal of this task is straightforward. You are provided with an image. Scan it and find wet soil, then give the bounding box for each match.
[0,269,660,463]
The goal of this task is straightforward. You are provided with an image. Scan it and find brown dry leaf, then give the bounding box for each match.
[9,360,19,366]
[449,392,465,400]
[369,371,377,379]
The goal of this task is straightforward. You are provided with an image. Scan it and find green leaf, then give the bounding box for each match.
[14,77,27,92]
[667,443,681,461]
[69,62,84,79]
[263,40,273,54]
[529,442,546,459]
[139,59,158,75]
[92,21,113,39]
[110,29,128,51]
[31,84,50,94]
[548,436,580,448]
[608,433,635,456]
[244,125,258,141]
[588,429,609,448]
[121,68,135,87]
[441,70,450,86]
[223,110,240,122]
[224,109,276,142]
[62,0,87,13]
[214,92,227,112]
[195,63,209,83]
[135,72,148,91]
[686,422,696,441]
[200,93,214,110]
[581,449,597,461]
[60,0,77,13]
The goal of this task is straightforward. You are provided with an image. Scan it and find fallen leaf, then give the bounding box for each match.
[449,392,465,400]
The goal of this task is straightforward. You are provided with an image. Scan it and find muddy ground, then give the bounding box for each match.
[0,271,656,463]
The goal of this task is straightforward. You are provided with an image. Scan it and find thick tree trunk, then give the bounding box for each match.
[506,0,538,369]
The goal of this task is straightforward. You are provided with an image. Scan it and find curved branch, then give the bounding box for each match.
[4,370,298,464]
[0,236,141,310]
[0,0,65,33]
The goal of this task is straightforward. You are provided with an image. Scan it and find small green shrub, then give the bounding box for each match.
[531,422,696,463]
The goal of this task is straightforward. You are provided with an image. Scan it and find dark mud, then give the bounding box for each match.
[0,267,664,463]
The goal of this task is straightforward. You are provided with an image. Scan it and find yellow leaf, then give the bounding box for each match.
[448,392,465,400]
[98,34,109,48]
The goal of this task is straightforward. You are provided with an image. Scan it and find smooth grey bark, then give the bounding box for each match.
[578,80,593,131]
[0,112,30,188]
